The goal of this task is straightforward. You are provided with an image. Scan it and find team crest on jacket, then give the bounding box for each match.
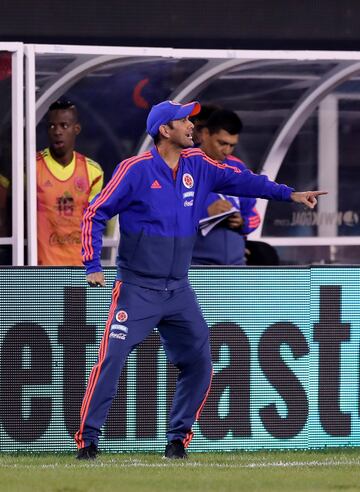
[182,173,194,189]
[115,310,128,323]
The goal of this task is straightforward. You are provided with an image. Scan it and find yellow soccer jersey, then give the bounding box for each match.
[36,149,104,266]
[41,148,103,201]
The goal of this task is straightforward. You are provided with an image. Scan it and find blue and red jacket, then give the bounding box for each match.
[192,156,260,265]
[82,146,293,290]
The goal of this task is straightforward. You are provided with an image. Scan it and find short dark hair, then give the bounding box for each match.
[153,121,174,145]
[48,98,76,111]
[48,98,79,121]
[206,109,243,136]
[190,104,220,125]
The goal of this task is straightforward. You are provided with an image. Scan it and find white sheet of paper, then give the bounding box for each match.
[199,207,238,236]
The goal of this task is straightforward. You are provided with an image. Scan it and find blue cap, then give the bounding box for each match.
[146,100,201,138]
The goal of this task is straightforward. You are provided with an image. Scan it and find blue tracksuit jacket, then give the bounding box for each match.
[82,146,293,288]
[192,155,260,265]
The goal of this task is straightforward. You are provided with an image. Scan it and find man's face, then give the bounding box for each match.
[201,128,239,162]
[47,109,80,158]
[162,116,195,148]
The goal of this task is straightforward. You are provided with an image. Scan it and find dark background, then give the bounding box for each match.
[2,0,360,50]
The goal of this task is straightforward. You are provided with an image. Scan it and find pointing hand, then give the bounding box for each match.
[290,191,328,209]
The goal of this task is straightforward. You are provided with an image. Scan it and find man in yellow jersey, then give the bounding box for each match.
[37,99,104,265]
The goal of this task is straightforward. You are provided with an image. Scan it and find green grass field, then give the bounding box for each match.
[1,448,359,492]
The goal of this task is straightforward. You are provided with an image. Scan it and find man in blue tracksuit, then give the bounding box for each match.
[192,109,260,265]
[75,100,326,460]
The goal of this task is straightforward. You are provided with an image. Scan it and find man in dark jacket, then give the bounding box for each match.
[192,109,260,265]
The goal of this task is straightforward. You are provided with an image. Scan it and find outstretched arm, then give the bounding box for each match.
[290,191,328,209]
[200,152,328,206]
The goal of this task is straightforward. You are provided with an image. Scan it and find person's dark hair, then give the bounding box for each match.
[153,121,174,145]
[48,98,78,121]
[190,104,219,127]
[206,109,243,136]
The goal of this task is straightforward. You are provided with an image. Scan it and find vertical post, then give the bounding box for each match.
[11,45,24,265]
[25,44,38,265]
[318,95,338,237]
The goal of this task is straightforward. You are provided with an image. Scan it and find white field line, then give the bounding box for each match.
[0,458,359,469]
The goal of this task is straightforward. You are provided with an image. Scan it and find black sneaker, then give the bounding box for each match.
[164,439,188,459]
[76,442,98,460]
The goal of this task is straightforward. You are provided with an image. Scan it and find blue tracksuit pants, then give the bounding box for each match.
[75,280,213,449]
